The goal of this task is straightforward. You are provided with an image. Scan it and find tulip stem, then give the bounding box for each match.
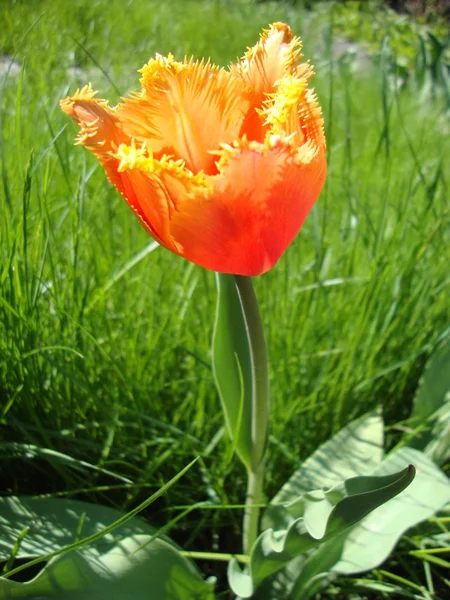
[234,276,269,555]
[243,462,265,555]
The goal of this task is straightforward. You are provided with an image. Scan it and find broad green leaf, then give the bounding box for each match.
[409,338,450,461]
[263,409,384,531]
[0,535,215,600]
[228,465,414,598]
[0,457,198,567]
[252,544,339,600]
[250,556,304,600]
[211,274,255,470]
[331,446,450,574]
[0,496,156,560]
[0,495,215,599]
[287,535,342,600]
[259,447,450,599]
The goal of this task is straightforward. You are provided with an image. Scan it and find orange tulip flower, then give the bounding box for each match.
[61,23,326,275]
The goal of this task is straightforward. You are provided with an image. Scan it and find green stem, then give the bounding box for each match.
[235,276,269,554]
[243,462,265,554]
[181,551,249,564]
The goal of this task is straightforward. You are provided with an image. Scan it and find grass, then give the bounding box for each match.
[1,0,449,596]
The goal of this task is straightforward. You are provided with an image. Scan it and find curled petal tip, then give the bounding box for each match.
[268,22,293,42]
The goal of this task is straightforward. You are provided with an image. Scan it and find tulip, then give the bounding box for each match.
[61,23,326,275]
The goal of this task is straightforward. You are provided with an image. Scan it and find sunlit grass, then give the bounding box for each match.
[1,0,449,595]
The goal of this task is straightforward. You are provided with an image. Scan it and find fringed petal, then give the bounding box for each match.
[61,24,327,275]
[262,73,325,152]
[169,136,327,275]
[230,23,305,142]
[110,142,213,252]
[60,85,127,161]
[116,56,248,175]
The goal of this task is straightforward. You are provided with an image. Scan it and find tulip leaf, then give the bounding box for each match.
[0,496,156,560]
[228,465,415,598]
[331,446,450,575]
[211,274,253,469]
[251,547,337,600]
[0,496,215,600]
[0,535,215,600]
[254,447,450,600]
[408,338,450,465]
[263,409,384,532]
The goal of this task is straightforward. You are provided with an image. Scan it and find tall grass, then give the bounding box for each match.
[1,0,449,562]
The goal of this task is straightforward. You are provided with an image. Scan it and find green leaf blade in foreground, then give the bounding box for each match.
[0,535,215,600]
[263,409,384,532]
[0,459,215,599]
[258,441,450,599]
[0,496,156,561]
[228,465,414,598]
[256,409,384,600]
[331,446,450,575]
[281,447,450,600]
[211,273,253,469]
[0,495,215,600]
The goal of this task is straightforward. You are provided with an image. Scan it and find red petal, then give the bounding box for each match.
[170,138,326,275]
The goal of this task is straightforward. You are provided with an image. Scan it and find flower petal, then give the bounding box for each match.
[169,136,327,275]
[111,143,213,252]
[60,85,126,161]
[231,23,303,142]
[61,89,172,248]
[116,56,248,175]
[61,24,327,276]
[262,74,325,152]
[60,86,131,203]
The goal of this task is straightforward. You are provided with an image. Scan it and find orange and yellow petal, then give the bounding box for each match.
[60,86,134,214]
[262,74,325,153]
[169,136,326,275]
[110,142,213,252]
[116,56,248,175]
[60,85,127,162]
[230,23,304,142]
[60,24,326,275]
[61,89,172,249]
